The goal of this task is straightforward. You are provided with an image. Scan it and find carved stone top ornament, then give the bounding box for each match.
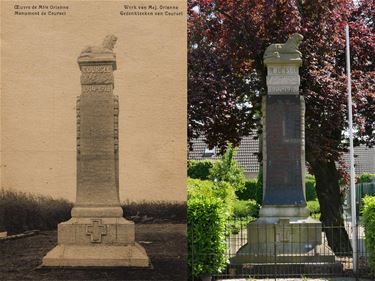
[263,33,303,65]
[80,34,117,55]
[78,34,117,70]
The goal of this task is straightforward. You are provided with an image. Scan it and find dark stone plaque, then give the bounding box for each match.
[263,95,305,206]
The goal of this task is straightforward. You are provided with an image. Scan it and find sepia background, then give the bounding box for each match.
[0,0,187,202]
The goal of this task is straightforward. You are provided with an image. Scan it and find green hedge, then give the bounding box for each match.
[0,190,72,234]
[188,178,236,216]
[307,200,320,220]
[305,175,317,201]
[233,199,259,218]
[188,197,227,278]
[187,160,215,180]
[363,196,375,276]
[358,173,375,183]
[122,201,186,223]
[236,178,261,203]
[236,174,317,204]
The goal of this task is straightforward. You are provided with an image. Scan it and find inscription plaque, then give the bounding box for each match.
[264,95,305,205]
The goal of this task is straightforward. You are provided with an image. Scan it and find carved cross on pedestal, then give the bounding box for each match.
[86,219,107,243]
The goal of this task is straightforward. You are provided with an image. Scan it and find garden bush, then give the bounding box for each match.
[187,178,215,198]
[307,200,320,220]
[236,178,260,202]
[307,200,320,213]
[208,144,246,192]
[305,175,317,201]
[188,178,236,215]
[362,195,375,276]
[236,174,317,204]
[358,173,375,183]
[187,160,215,180]
[0,189,72,234]
[188,196,227,279]
[233,199,259,218]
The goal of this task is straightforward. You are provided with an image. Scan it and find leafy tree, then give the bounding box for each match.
[188,0,374,254]
[208,144,246,192]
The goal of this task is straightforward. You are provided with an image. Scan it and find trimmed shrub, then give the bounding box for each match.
[363,196,375,276]
[187,160,215,180]
[188,178,236,215]
[188,196,227,279]
[188,178,215,198]
[233,199,259,218]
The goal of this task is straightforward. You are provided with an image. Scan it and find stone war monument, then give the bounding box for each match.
[42,35,149,267]
[232,34,330,264]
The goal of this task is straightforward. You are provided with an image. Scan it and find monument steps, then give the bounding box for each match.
[225,262,344,278]
[42,243,149,267]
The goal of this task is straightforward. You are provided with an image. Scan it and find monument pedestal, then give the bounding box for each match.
[43,217,149,267]
[42,35,149,267]
[230,215,328,264]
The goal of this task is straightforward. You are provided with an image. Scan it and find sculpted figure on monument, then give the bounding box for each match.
[264,33,303,60]
[80,34,118,56]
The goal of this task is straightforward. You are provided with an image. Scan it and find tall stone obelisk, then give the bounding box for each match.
[232,34,326,264]
[43,35,149,267]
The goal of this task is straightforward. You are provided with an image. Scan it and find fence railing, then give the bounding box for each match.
[189,217,371,280]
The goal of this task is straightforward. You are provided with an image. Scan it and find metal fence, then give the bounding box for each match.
[190,217,371,280]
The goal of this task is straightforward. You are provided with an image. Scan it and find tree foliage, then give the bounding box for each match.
[188,0,374,160]
[208,144,246,192]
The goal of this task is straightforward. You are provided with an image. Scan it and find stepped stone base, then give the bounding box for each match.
[227,262,343,277]
[42,243,149,267]
[42,217,149,267]
[231,215,327,264]
[231,245,335,264]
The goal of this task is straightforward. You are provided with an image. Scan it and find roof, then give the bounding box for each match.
[342,145,375,174]
[189,137,375,176]
[188,135,260,174]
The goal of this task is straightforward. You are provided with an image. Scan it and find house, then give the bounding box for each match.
[188,135,375,178]
[188,135,260,178]
[342,145,375,175]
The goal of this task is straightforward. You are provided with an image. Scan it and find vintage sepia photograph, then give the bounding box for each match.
[1,1,187,280]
